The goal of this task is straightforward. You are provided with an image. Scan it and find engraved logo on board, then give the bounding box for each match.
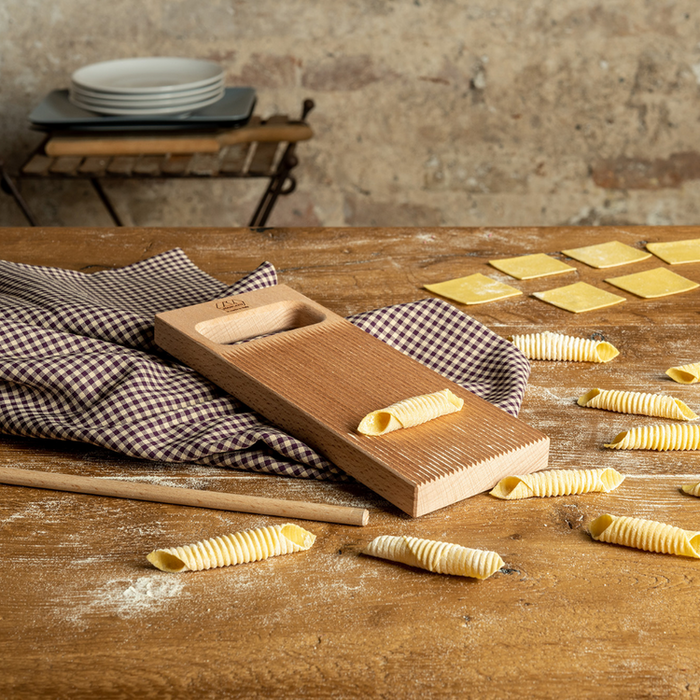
[215,299,249,313]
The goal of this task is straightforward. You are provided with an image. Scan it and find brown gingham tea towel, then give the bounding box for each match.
[0,249,530,481]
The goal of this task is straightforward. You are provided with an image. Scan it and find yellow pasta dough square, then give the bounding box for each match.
[605,267,699,299]
[424,273,522,305]
[561,241,651,269]
[533,281,626,313]
[488,253,576,280]
[647,238,700,265]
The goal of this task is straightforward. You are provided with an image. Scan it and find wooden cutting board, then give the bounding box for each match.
[44,123,314,157]
[154,285,549,517]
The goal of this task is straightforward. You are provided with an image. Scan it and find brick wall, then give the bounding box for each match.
[2,0,700,228]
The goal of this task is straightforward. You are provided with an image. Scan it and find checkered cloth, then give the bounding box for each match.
[0,249,530,481]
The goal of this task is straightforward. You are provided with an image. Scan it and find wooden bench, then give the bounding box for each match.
[1,99,314,227]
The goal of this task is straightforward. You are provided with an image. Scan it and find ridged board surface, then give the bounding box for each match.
[155,286,549,516]
[223,321,545,487]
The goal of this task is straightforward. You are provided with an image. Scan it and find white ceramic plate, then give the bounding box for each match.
[68,90,225,116]
[69,78,224,103]
[29,87,256,129]
[69,85,224,109]
[71,57,224,94]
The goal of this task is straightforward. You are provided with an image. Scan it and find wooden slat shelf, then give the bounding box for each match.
[21,134,282,178]
[3,100,314,226]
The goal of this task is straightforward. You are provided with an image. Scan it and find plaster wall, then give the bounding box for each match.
[2,0,700,228]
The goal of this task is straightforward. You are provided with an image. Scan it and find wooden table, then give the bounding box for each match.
[2,226,700,698]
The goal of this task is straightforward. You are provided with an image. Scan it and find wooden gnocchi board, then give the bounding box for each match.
[154,285,549,517]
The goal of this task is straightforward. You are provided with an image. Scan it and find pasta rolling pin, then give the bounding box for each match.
[0,466,369,526]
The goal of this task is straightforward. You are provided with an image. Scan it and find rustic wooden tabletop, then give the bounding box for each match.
[2,226,699,699]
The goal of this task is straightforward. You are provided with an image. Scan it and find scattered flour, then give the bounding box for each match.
[523,383,576,406]
[63,574,186,627]
[97,474,211,491]
[121,575,185,611]
[1,497,65,524]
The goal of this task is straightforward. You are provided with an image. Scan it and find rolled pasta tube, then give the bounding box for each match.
[147,523,316,573]
[577,388,698,421]
[605,424,700,451]
[509,331,619,363]
[489,467,625,500]
[357,388,464,436]
[682,483,700,498]
[666,362,700,384]
[363,534,504,579]
[589,514,700,558]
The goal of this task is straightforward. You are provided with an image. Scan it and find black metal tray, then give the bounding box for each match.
[29,87,256,131]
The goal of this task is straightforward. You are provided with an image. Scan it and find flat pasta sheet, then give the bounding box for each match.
[488,253,575,280]
[647,237,700,265]
[533,281,626,313]
[424,273,522,305]
[605,267,699,299]
[561,240,651,269]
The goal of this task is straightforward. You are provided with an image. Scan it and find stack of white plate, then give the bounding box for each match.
[69,57,225,116]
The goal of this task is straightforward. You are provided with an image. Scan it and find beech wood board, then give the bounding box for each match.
[43,123,314,157]
[154,285,549,516]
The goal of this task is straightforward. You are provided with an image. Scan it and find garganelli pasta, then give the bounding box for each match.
[605,424,700,451]
[363,535,504,579]
[509,331,619,363]
[589,514,700,558]
[577,388,698,421]
[147,523,316,573]
[357,388,464,436]
[666,362,700,384]
[682,483,700,498]
[489,467,625,500]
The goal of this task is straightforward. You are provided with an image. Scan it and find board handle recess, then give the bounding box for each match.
[0,467,369,526]
[156,284,347,349]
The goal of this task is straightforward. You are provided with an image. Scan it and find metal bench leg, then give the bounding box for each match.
[249,149,299,228]
[91,178,124,226]
[249,98,315,229]
[0,163,38,226]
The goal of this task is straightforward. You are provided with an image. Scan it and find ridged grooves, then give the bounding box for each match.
[683,482,700,497]
[223,322,545,485]
[148,524,315,572]
[605,424,700,451]
[578,388,697,420]
[363,534,505,579]
[591,514,700,558]
[358,389,463,435]
[490,467,624,499]
[510,332,617,363]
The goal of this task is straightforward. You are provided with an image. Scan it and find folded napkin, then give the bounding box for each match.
[0,249,530,481]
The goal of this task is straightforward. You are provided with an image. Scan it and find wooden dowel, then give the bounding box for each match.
[43,125,314,157]
[44,136,221,157]
[0,466,369,527]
